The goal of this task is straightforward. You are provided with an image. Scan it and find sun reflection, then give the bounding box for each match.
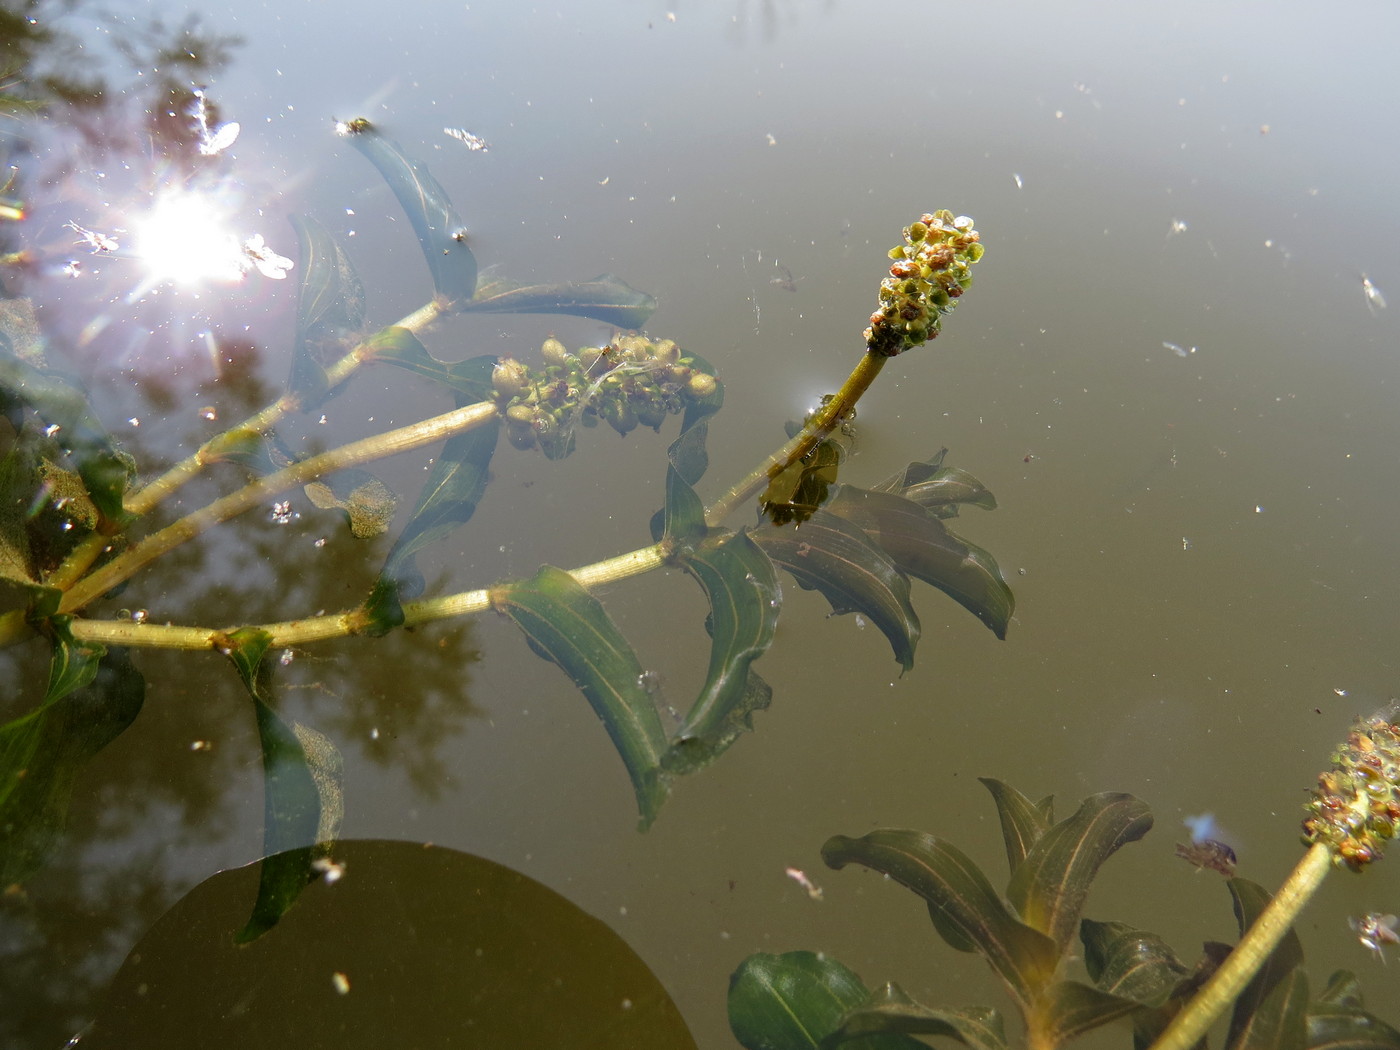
[129,187,248,288]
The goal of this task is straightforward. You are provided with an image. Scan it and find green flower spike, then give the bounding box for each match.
[864,209,984,357]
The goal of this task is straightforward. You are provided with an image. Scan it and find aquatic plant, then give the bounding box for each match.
[0,110,1006,942]
[727,713,1400,1050]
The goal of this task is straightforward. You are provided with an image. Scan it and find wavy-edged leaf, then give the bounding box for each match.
[491,566,669,829]
[1224,877,1305,1050]
[1006,792,1153,956]
[728,951,925,1050]
[343,122,478,302]
[222,628,340,943]
[665,530,779,774]
[822,829,1058,1006]
[825,486,1013,639]
[1080,918,1191,1007]
[288,214,367,407]
[762,428,849,526]
[201,427,292,475]
[1036,980,1143,1045]
[750,509,918,672]
[1308,971,1400,1049]
[1229,967,1309,1050]
[367,406,499,633]
[824,982,1007,1050]
[460,273,655,329]
[979,778,1055,874]
[873,452,998,516]
[0,644,143,885]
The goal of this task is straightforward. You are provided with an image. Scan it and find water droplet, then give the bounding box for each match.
[131,609,148,624]
[313,537,327,548]
[199,406,217,421]
[279,648,294,666]
[270,500,298,524]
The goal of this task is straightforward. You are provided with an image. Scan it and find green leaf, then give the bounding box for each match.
[87,840,697,1049]
[1229,968,1309,1050]
[979,778,1055,874]
[762,430,849,526]
[460,273,656,329]
[662,457,709,546]
[1035,980,1143,1045]
[369,332,498,403]
[0,645,144,885]
[1006,792,1153,957]
[873,452,998,516]
[825,486,1014,639]
[823,982,1007,1050]
[288,214,367,407]
[42,614,105,702]
[749,509,919,672]
[343,122,478,303]
[821,829,1058,1007]
[369,406,499,630]
[201,427,292,475]
[1308,971,1400,1048]
[491,566,669,829]
[728,951,924,1050]
[677,351,725,438]
[222,628,341,944]
[1225,877,1305,1050]
[665,531,779,774]
[1079,918,1191,1007]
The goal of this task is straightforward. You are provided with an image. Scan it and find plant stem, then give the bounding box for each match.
[704,351,886,526]
[57,399,499,616]
[1146,841,1334,1050]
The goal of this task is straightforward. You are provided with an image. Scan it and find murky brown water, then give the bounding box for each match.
[4,1,1400,1046]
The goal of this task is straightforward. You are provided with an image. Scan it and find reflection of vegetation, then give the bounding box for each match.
[729,729,1400,1050]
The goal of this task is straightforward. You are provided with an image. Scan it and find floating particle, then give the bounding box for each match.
[1162,341,1194,357]
[62,260,83,278]
[270,500,298,524]
[199,406,217,421]
[443,127,489,152]
[190,740,213,751]
[313,537,327,548]
[785,867,823,900]
[1350,913,1400,963]
[1181,537,1192,550]
[331,971,351,995]
[312,857,346,884]
[127,417,140,428]
[1362,274,1387,314]
[130,609,148,624]
[1012,173,1024,189]
[279,648,295,666]
[765,132,777,146]
[1168,218,1188,236]
[1334,688,1349,697]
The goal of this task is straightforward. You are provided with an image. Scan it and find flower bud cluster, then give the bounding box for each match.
[864,210,985,357]
[493,334,719,459]
[1302,711,1400,871]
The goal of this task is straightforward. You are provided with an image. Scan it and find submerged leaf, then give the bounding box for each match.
[825,983,1007,1050]
[370,397,499,630]
[304,469,397,538]
[491,566,669,828]
[0,643,143,885]
[873,452,998,517]
[825,486,1013,639]
[979,779,1056,874]
[822,829,1058,1007]
[1034,980,1142,1045]
[222,628,340,943]
[460,273,656,329]
[666,530,779,774]
[288,214,367,407]
[1006,792,1153,957]
[1308,971,1400,1048]
[728,951,924,1050]
[750,509,918,672]
[1079,918,1191,1007]
[761,429,848,526]
[343,122,478,302]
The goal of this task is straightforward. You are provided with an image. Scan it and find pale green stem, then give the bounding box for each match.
[65,541,671,650]
[39,301,449,597]
[1146,841,1334,1050]
[704,351,886,525]
[58,399,499,615]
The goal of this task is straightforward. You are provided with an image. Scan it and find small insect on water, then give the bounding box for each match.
[1351,912,1400,963]
[64,221,118,254]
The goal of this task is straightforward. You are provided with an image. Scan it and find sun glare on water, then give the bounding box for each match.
[129,188,247,288]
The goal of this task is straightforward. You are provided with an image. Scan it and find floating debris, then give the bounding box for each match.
[443,127,489,152]
[1175,838,1237,876]
[1168,218,1188,237]
[65,221,117,254]
[1162,341,1194,357]
[785,866,823,900]
[190,88,240,156]
[1362,273,1387,314]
